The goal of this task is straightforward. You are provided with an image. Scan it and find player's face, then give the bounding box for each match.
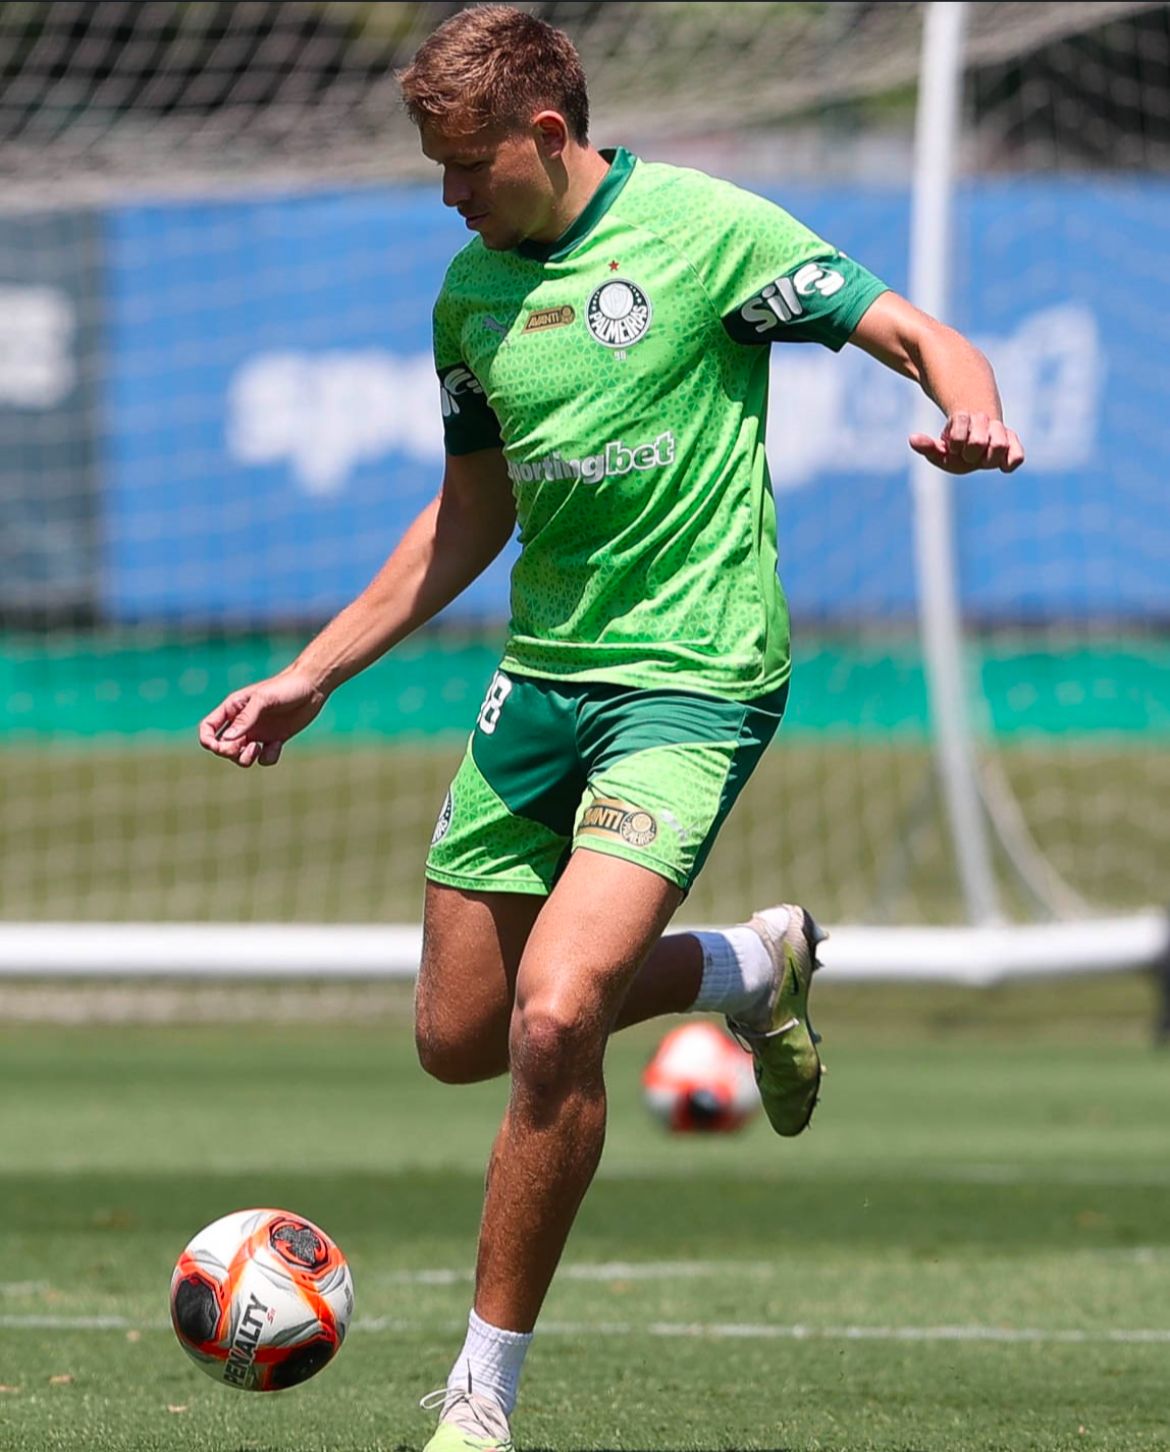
[421,123,558,250]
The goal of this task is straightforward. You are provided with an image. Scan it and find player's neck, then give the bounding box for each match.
[527,145,612,244]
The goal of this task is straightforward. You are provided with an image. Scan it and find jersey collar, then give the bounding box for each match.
[515,146,636,263]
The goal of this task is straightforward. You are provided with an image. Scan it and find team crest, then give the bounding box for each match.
[585,278,652,349]
[431,789,453,845]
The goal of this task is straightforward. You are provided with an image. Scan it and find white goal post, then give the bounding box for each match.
[1,914,1166,986]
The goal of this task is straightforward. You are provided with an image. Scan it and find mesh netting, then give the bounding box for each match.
[1,0,1164,201]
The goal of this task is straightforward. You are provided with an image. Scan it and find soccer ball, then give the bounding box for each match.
[641,1021,760,1133]
[170,1208,354,1391]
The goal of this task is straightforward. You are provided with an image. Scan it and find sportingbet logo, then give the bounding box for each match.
[506,432,675,486]
[740,261,845,335]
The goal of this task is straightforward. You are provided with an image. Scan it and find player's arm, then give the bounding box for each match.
[198,448,515,768]
[848,289,1025,475]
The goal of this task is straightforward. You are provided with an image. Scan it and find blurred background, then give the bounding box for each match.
[1,0,1168,988]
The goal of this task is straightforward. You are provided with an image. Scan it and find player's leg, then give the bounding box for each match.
[472,848,682,1332]
[421,681,821,1449]
[414,882,541,1084]
[425,847,681,1451]
[414,872,797,1085]
[613,909,821,1040]
[572,683,827,1136]
[417,673,583,1086]
[416,670,731,1088]
[422,849,679,1448]
[417,674,823,1099]
[416,875,704,1084]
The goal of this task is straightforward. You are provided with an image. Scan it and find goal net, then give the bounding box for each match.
[2,1,1167,977]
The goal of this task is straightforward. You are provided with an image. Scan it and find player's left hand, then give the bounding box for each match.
[909,411,1024,475]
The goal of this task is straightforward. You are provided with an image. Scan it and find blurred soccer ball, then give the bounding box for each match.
[170,1208,353,1391]
[642,1021,759,1133]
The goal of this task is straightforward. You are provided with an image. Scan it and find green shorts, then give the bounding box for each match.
[425,669,787,895]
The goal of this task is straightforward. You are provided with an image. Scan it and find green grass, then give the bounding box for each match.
[2,975,1169,1451]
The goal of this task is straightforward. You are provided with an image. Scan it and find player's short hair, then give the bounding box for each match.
[398,4,589,143]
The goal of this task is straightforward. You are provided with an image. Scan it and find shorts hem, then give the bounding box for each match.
[571,837,691,891]
[424,865,551,896]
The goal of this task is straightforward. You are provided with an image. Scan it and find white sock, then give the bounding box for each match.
[691,907,790,1025]
[447,1308,532,1418]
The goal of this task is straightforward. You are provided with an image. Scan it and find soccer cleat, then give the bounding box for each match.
[727,904,828,1137]
[420,1385,516,1452]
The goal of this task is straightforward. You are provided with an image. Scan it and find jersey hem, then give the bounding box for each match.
[498,655,791,706]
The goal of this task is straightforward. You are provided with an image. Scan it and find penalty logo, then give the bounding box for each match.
[586,278,652,349]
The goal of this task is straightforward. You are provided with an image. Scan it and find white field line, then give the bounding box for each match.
[5,1248,1162,1317]
[3,1314,1170,1346]
[377,1260,775,1286]
[596,1163,1170,1189]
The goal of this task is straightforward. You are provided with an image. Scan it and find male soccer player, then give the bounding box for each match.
[199,7,1024,1449]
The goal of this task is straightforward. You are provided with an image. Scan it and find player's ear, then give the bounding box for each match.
[532,110,570,162]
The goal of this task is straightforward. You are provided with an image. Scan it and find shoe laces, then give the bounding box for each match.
[420,1379,512,1446]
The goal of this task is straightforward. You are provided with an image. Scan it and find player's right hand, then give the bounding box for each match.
[198,669,327,768]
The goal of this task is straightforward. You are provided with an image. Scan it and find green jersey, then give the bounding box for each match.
[434,147,887,700]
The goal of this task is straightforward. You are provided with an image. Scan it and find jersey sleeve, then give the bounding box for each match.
[692,179,888,351]
[433,285,503,455]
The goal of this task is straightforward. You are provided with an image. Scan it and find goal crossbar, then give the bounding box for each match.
[1,914,1165,988]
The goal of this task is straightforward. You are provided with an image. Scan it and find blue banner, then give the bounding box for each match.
[99,178,1170,624]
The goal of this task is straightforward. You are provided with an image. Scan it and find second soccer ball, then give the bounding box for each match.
[642,1021,760,1133]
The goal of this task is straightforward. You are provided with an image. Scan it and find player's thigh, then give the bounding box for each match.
[419,680,579,1073]
[415,879,544,1080]
[511,850,684,1076]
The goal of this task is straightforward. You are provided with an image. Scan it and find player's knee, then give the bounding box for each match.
[415,1024,463,1083]
[510,1002,600,1098]
[414,1017,503,1085]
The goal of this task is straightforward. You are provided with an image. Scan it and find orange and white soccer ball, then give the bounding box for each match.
[642,1021,760,1133]
[170,1208,353,1391]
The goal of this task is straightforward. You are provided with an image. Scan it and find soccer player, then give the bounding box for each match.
[199,7,1025,1448]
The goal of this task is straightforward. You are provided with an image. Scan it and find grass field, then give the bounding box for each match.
[2,975,1169,1452]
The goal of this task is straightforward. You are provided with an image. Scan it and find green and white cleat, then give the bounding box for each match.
[420,1385,516,1452]
[727,904,828,1137]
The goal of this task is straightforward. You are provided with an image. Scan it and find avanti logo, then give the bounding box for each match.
[524,305,575,333]
[506,432,675,487]
[579,796,658,847]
